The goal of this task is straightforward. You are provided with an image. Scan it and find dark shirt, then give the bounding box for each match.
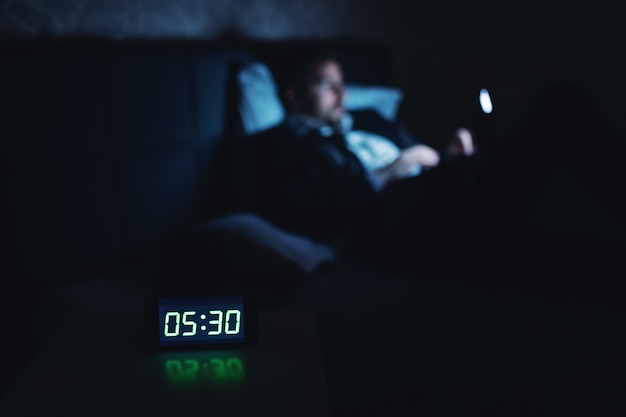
[239,110,420,242]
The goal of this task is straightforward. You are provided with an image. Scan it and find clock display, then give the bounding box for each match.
[146,295,256,349]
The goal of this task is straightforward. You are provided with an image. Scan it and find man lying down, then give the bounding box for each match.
[241,51,474,245]
[233,49,626,279]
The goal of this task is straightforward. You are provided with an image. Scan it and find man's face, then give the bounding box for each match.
[297,60,346,126]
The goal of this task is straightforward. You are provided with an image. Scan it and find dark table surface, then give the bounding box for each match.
[3,257,626,416]
[0,309,331,417]
[287,262,626,416]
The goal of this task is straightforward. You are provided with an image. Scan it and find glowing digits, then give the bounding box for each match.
[182,311,197,336]
[164,311,197,337]
[208,310,241,335]
[165,309,242,337]
[164,312,180,336]
[224,310,241,335]
[208,310,223,335]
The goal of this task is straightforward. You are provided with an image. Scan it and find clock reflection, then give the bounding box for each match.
[160,352,247,387]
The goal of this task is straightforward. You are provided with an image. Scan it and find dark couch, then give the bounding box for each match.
[0,38,393,292]
[0,36,403,369]
[2,38,626,415]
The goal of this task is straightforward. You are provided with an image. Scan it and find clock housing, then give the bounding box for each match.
[145,295,257,350]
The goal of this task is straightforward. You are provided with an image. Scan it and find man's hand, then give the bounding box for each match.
[375,144,440,187]
[400,144,441,169]
[389,144,440,180]
[447,128,477,158]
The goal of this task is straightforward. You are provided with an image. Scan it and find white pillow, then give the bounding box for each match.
[237,62,404,135]
[344,84,404,121]
[237,62,286,135]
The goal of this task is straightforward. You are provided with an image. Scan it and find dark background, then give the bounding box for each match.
[2,0,624,268]
[1,0,626,409]
[1,0,625,139]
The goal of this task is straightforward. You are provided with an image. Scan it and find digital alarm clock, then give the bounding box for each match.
[145,295,257,350]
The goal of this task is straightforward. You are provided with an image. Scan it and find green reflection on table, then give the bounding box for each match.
[158,351,247,387]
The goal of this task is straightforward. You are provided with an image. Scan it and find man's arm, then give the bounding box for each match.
[369,144,441,190]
